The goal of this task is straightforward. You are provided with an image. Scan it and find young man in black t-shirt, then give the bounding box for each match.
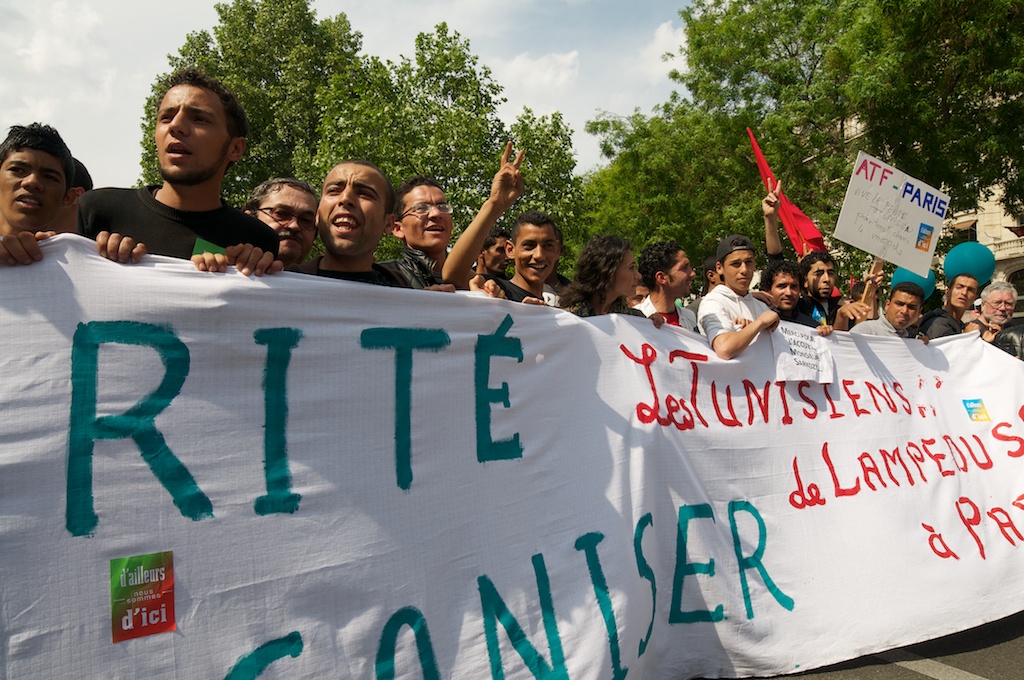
[77,68,279,275]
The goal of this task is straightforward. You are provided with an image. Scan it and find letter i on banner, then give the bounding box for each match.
[110,551,175,643]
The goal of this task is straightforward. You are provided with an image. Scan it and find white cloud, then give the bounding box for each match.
[634,20,686,85]
[12,2,104,73]
[492,51,581,98]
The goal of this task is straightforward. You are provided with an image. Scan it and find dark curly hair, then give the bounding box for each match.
[559,235,633,310]
[638,240,682,289]
[761,258,803,291]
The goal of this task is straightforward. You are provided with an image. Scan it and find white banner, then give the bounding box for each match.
[834,151,949,277]
[3,236,1024,680]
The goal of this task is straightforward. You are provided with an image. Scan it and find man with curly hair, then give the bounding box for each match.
[635,240,697,331]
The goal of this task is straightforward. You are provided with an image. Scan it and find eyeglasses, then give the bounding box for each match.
[257,206,316,232]
[985,299,1016,309]
[400,202,452,218]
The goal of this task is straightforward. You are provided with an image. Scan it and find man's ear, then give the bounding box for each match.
[226,137,247,163]
[655,270,669,286]
[62,186,84,209]
[390,217,404,240]
[505,238,515,258]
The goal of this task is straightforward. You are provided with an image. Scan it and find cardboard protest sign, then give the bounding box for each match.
[2,236,1024,679]
[835,151,950,277]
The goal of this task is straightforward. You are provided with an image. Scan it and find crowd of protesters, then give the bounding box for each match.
[1,68,1020,359]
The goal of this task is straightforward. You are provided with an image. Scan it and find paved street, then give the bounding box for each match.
[794,611,1024,679]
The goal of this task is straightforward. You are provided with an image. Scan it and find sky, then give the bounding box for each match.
[0,0,688,189]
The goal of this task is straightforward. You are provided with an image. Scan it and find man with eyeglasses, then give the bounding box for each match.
[382,143,524,289]
[966,281,1018,342]
[243,178,318,267]
[382,176,452,288]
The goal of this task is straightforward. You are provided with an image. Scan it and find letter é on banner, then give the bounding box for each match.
[67,321,211,537]
[476,314,524,462]
[478,553,568,680]
[360,327,451,490]
[254,328,303,515]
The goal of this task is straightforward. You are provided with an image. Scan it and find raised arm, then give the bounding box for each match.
[763,179,783,258]
[442,142,524,289]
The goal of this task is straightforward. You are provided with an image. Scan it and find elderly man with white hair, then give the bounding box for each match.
[965,281,1018,343]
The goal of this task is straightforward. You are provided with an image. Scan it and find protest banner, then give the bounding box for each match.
[834,151,950,277]
[2,236,1024,679]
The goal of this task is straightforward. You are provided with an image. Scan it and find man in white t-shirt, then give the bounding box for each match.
[697,234,780,359]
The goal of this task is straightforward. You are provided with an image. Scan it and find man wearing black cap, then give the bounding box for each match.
[697,234,780,359]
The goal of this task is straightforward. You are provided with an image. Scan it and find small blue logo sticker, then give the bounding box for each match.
[963,399,990,422]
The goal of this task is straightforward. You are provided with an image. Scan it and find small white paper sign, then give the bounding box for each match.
[770,321,835,383]
[834,151,949,277]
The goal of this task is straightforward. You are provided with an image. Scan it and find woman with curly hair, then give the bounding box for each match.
[559,235,663,326]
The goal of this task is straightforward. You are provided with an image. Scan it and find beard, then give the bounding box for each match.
[158,163,222,187]
[157,139,230,187]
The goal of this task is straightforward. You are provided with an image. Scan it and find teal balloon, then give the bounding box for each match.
[891,267,936,299]
[943,241,995,285]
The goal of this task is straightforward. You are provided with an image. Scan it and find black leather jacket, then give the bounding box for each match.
[994,324,1024,360]
[379,247,444,289]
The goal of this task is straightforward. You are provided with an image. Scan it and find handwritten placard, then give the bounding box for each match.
[834,152,949,277]
[770,321,835,383]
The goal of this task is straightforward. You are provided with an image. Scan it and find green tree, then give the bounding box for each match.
[583,100,769,265]
[586,0,1024,282]
[142,5,585,264]
[139,0,363,207]
[840,0,1024,216]
[310,23,508,259]
[677,0,864,228]
[311,23,582,261]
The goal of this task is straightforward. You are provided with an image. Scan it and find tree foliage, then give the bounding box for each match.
[585,0,1024,277]
[841,0,1024,216]
[583,101,768,264]
[141,3,583,263]
[140,0,362,207]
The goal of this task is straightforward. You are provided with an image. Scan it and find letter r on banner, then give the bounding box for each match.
[67,321,212,537]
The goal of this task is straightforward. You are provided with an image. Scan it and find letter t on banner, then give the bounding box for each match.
[747,129,826,257]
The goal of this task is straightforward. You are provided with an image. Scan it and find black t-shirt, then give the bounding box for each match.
[290,256,409,287]
[778,308,821,329]
[77,186,279,260]
[486,276,538,302]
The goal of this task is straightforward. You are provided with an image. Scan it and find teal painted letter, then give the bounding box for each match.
[67,321,211,536]
[375,606,442,680]
[360,327,450,490]
[477,553,568,680]
[670,503,724,623]
[728,500,795,619]
[575,532,628,679]
[475,314,524,462]
[633,513,656,656]
[254,327,303,515]
[225,631,303,679]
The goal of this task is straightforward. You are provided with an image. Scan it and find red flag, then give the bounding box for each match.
[747,128,826,257]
